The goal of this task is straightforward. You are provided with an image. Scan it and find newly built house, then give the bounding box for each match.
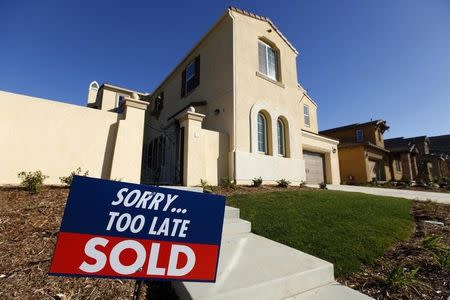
[1,7,340,187]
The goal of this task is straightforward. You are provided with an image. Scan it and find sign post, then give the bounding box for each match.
[49,176,226,294]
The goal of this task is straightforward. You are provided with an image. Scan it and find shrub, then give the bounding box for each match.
[423,235,450,270]
[59,167,89,187]
[17,170,48,193]
[221,177,236,189]
[252,177,262,187]
[384,264,423,290]
[276,179,290,188]
[199,179,213,192]
[299,180,306,188]
[437,177,448,188]
[319,182,327,190]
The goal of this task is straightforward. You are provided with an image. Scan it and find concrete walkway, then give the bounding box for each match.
[325,184,450,204]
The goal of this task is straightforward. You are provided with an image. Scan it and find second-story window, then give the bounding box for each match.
[181,56,200,97]
[258,40,278,81]
[303,104,310,127]
[356,129,364,142]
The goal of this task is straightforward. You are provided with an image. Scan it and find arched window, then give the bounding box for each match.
[277,118,286,156]
[258,40,279,81]
[257,112,267,153]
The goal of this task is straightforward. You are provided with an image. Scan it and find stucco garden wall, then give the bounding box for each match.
[0,91,147,185]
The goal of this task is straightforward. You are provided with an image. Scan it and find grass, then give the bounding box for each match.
[227,189,413,277]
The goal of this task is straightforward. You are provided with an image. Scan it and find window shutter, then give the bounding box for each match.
[258,42,267,75]
[181,69,186,97]
[194,55,200,88]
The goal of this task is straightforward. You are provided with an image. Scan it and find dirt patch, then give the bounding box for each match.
[339,200,450,299]
[209,184,316,197]
[0,186,147,300]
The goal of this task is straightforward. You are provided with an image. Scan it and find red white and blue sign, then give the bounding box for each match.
[49,176,226,282]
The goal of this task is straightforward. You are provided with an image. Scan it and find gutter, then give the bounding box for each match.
[230,10,237,183]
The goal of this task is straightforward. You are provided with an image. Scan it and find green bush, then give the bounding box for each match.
[252,177,263,187]
[59,167,89,187]
[319,182,327,190]
[384,264,423,290]
[423,235,450,270]
[221,177,236,189]
[276,179,290,188]
[17,170,48,193]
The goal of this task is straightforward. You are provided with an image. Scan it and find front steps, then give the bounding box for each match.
[173,206,371,299]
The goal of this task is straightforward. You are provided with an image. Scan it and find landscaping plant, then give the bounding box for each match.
[59,167,89,187]
[383,264,424,291]
[422,235,450,270]
[319,182,327,190]
[252,177,262,187]
[221,177,236,189]
[17,170,48,193]
[299,180,306,188]
[276,179,290,188]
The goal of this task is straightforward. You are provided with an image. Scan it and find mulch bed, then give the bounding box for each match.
[0,186,148,300]
[339,200,450,299]
[1,185,448,299]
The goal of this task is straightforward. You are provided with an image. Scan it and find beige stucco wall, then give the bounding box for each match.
[231,11,332,184]
[178,111,228,186]
[0,91,146,185]
[141,15,234,183]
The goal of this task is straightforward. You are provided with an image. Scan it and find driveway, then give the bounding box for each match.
[325,184,450,204]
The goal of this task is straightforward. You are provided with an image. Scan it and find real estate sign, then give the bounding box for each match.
[49,176,226,282]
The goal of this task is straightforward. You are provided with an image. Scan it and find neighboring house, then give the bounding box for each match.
[112,7,340,186]
[384,138,419,181]
[320,120,391,184]
[384,136,433,182]
[428,134,450,178]
[1,7,341,187]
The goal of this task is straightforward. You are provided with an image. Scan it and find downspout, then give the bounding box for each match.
[230,10,237,183]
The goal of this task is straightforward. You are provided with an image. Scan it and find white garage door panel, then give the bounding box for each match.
[304,151,325,184]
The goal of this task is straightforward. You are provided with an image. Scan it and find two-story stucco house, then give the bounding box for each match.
[87,7,341,187]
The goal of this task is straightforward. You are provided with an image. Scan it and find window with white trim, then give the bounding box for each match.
[257,112,267,153]
[277,119,286,156]
[258,40,278,81]
[356,129,364,142]
[303,104,310,127]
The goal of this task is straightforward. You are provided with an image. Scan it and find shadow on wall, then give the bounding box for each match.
[100,116,120,179]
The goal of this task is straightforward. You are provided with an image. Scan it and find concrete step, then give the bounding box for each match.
[286,282,373,300]
[224,206,240,219]
[222,218,251,236]
[173,233,335,300]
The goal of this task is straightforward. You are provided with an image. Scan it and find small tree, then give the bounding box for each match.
[18,170,48,193]
[59,167,89,187]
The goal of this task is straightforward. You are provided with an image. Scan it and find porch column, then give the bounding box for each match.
[109,96,148,183]
[176,107,206,186]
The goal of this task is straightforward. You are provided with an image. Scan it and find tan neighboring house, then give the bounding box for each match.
[1,7,341,187]
[320,120,392,184]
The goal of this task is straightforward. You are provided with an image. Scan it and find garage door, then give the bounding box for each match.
[304,151,325,184]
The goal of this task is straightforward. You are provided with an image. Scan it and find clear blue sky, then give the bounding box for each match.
[1,0,449,138]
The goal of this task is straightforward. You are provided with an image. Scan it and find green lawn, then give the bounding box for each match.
[227,189,413,278]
